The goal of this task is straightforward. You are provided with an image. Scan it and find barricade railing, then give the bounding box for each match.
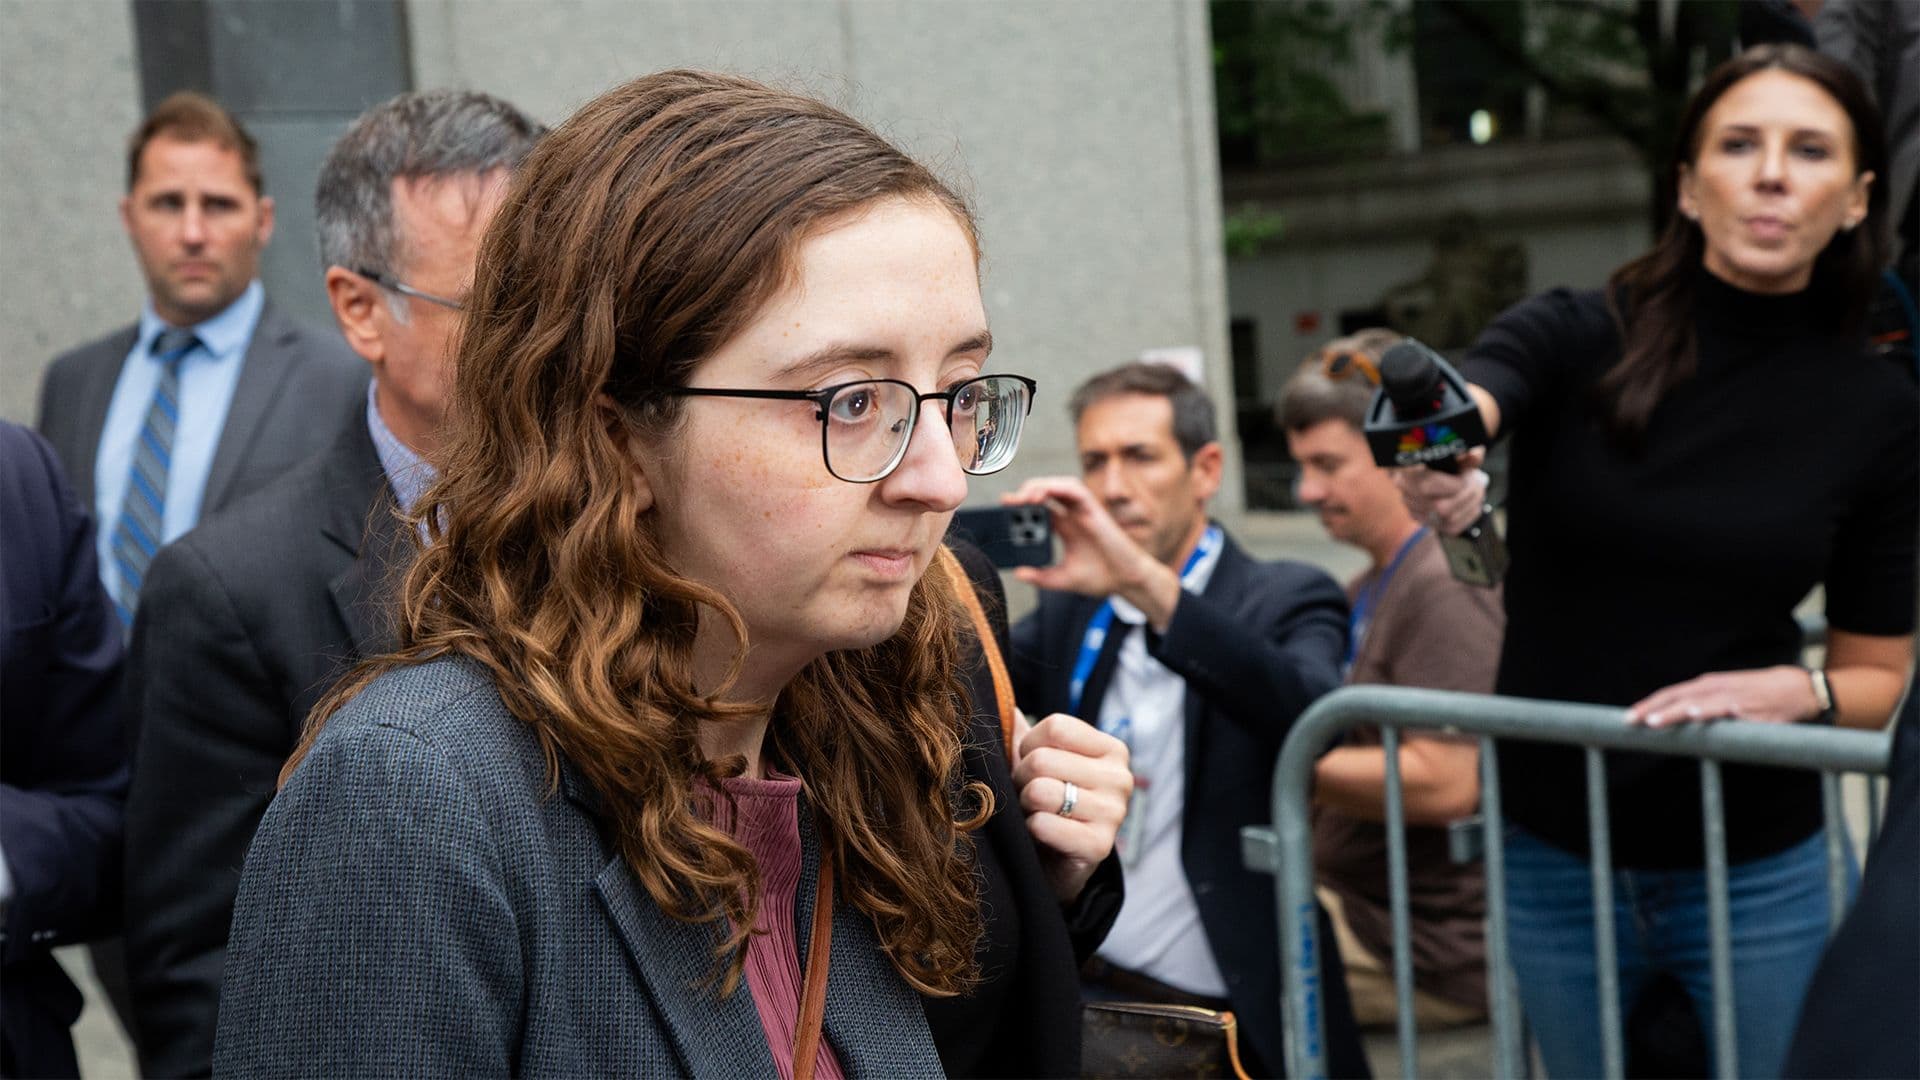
[1240,685,1895,1080]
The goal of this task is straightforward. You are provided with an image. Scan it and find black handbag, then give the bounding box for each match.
[1082,1001,1253,1079]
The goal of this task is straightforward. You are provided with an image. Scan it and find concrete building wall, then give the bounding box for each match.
[0,0,144,421]
[2,2,1237,515]
[0,0,407,424]
[405,0,1241,513]
[180,0,412,330]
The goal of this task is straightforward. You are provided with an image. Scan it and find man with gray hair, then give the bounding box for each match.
[120,89,543,1077]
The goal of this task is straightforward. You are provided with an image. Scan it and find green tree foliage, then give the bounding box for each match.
[1223,205,1289,257]
[1212,0,1743,228]
[1212,0,1406,167]
[1428,0,1739,224]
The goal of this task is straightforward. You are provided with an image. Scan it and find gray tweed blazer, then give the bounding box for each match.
[211,656,939,1078]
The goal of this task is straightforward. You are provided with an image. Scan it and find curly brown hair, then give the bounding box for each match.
[288,70,991,997]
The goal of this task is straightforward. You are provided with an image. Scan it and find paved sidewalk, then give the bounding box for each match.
[1364,1022,1498,1078]
[61,948,134,1078]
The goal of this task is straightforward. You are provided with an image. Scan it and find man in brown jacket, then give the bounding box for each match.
[1278,330,1505,1029]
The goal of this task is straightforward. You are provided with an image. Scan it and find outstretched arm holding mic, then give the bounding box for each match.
[1385,338,1909,732]
[1363,339,1508,586]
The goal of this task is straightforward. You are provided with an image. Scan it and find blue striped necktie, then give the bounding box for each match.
[111,327,201,630]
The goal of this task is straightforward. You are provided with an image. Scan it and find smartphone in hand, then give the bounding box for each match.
[948,505,1054,568]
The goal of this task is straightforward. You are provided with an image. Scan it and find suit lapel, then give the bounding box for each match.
[563,758,772,1076]
[326,530,403,656]
[204,302,297,512]
[592,856,772,1077]
[1183,536,1251,772]
[573,766,937,1079]
[70,327,141,507]
[319,419,408,656]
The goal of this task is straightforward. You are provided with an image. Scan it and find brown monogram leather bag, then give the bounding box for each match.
[1081,1001,1254,1080]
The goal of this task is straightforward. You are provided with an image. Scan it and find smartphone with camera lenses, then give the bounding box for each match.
[948,506,1054,568]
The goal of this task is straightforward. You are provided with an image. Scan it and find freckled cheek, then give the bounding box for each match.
[675,412,868,574]
[690,443,836,543]
[705,434,835,495]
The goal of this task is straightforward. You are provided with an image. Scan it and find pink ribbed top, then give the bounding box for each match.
[703,771,846,1080]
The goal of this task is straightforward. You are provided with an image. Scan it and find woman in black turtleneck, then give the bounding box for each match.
[1400,44,1912,1080]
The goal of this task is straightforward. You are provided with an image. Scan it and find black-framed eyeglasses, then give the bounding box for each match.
[353,267,466,312]
[663,374,1037,483]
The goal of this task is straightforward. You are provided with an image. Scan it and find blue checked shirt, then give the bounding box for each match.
[364,379,438,514]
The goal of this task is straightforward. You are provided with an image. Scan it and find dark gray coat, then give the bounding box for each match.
[211,657,940,1078]
[124,403,403,1078]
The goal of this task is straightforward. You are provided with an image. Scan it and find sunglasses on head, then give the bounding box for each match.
[1318,348,1381,387]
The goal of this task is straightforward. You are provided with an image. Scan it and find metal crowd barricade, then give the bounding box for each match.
[1240,685,1894,1080]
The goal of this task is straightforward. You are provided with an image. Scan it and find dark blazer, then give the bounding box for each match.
[0,422,126,1079]
[33,300,368,515]
[1785,674,1919,1079]
[212,657,942,1078]
[122,403,403,1077]
[1010,529,1369,1077]
[926,539,1124,1077]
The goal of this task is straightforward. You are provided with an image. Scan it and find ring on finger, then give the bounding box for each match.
[1058,780,1079,819]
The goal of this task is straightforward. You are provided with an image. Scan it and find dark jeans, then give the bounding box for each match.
[1504,827,1846,1079]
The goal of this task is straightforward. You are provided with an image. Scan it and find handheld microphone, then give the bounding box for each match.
[1362,339,1508,587]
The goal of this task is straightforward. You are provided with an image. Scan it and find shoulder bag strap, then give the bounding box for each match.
[793,835,834,1080]
[935,544,1018,768]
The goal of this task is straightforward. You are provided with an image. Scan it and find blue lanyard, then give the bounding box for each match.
[1346,527,1427,668]
[1067,525,1222,717]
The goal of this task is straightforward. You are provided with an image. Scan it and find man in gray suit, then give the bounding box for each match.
[34,91,366,630]
[121,89,543,1078]
[31,88,365,1047]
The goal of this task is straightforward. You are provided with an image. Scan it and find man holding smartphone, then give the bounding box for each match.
[1003,361,1367,1077]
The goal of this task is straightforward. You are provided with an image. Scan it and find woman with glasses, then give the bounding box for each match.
[212,70,1128,1078]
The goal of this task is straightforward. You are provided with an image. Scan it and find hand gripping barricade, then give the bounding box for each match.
[1241,684,1895,1080]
